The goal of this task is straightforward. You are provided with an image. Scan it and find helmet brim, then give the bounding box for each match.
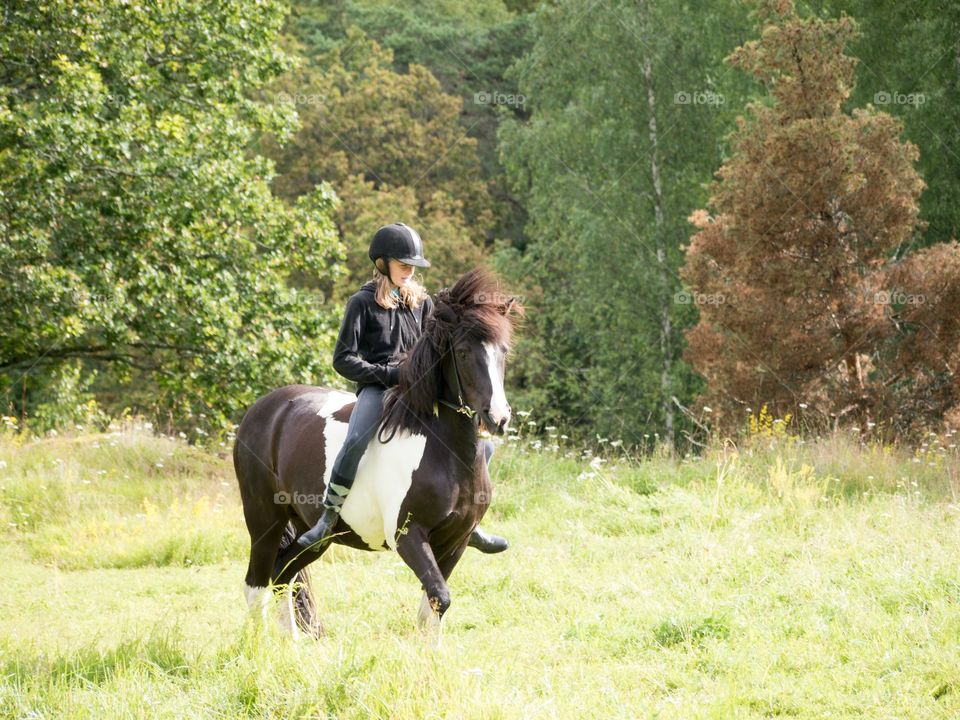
[396,256,431,268]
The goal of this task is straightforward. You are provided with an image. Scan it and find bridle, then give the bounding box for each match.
[376,334,477,444]
[437,339,477,420]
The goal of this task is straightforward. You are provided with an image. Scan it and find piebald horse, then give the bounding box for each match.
[234,268,519,639]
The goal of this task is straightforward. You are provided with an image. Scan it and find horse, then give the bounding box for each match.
[233,268,520,640]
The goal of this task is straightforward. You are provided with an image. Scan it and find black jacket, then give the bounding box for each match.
[332,281,434,391]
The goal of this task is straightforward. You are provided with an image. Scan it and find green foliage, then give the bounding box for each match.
[0,0,344,436]
[261,26,493,294]
[24,361,109,435]
[498,0,752,445]
[285,0,534,250]
[0,421,245,566]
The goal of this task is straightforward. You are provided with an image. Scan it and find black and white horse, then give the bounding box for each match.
[233,269,519,639]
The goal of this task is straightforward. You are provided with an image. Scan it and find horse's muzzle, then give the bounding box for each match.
[482,408,511,436]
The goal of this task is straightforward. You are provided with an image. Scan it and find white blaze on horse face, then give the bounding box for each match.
[317,390,427,552]
[483,342,510,427]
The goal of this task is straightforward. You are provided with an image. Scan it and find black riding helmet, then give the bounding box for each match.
[368,222,431,275]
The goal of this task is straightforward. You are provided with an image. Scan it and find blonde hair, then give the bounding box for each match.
[373,266,429,310]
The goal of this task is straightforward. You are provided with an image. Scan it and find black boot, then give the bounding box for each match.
[296,505,341,553]
[468,527,509,554]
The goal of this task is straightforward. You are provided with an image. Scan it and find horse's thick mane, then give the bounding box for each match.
[380,268,520,439]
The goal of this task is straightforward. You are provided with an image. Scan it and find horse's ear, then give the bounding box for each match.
[434,302,458,325]
[498,296,523,316]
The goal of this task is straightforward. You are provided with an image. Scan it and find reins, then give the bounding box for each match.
[377,334,478,444]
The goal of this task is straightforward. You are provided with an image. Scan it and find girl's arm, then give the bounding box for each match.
[332,295,397,387]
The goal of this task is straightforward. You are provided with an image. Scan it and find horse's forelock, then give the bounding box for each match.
[436,268,516,348]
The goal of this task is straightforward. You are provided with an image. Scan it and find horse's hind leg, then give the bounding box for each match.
[242,515,287,620]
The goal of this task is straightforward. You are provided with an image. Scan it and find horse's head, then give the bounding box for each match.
[382,268,522,438]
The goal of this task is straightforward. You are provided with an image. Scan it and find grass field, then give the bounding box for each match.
[1,423,959,718]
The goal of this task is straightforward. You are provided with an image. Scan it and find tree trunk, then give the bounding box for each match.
[641,51,674,451]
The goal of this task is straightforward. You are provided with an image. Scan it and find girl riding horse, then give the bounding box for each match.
[234,263,519,636]
[296,222,509,555]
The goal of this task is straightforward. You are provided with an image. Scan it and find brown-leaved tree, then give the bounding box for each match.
[681,0,926,433]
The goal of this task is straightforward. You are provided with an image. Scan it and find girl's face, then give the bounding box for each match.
[387,259,415,288]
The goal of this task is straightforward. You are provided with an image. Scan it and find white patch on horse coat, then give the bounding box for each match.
[244,583,270,619]
[483,342,511,426]
[316,390,427,551]
[341,430,426,551]
[277,584,300,639]
[319,403,351,495]
[317,390,357,418]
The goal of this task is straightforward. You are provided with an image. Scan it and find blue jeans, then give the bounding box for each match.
[325,385,495,508]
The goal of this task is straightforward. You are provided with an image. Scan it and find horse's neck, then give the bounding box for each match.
[435,404,481,472]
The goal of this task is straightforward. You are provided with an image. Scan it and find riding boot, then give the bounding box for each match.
[296,505,341,553]
[467,527,509,554]
[296,468,352,553]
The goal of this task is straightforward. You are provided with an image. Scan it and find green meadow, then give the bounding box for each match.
[1,425,959,718]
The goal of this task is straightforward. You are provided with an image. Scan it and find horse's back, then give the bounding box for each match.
[234,385,354,488]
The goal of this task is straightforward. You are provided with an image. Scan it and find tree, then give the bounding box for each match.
[261,27,491,295]
[0,0,343,435]
[498,0,750,446]
[874,242,960,437]
[292,1,535,247]
[680,0,925,432]
[815,0,960,247]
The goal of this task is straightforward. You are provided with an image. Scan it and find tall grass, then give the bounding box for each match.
[1,422,959,718]
[0,423,245,569]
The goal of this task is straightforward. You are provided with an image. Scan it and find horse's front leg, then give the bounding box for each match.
[396,525,450,643]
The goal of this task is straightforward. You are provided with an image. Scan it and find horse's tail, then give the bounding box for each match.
[278,522,322,638]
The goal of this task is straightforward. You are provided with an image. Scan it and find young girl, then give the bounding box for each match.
[297,222,508,554]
